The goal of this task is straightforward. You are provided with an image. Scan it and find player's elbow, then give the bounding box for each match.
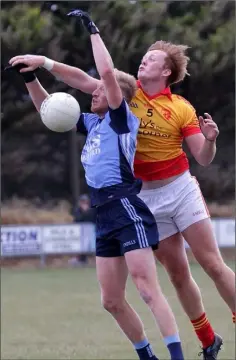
[197,160,211,167]
[193,148,215,167]
[195,155,214,167]
[101,68,114,81]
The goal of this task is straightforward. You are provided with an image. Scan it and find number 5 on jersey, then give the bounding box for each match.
[147,108,153,117]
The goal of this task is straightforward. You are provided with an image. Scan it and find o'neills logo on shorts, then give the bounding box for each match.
[123,240,136,247]
[193,209,205,216]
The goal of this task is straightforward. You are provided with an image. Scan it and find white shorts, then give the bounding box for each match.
[138,171,210,241]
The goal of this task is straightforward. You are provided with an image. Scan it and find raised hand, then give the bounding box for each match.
[67,9,99,34]
[9,54,44,73]
[4,63,28,73]
[199,113,219,142]
[4,61,37,83]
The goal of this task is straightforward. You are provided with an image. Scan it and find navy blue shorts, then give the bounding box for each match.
[96,195,159,257]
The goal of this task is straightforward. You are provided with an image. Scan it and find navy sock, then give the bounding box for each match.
[164,335,184,360]
[134,338,158,359]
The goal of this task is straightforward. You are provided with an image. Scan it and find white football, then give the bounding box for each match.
[40,92,81,132]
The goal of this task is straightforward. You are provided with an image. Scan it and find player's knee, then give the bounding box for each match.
[203,258,224,280]
[169,268,191,289]
[139,288,154,305]
[101,295,125,314]
[131,271,154,305]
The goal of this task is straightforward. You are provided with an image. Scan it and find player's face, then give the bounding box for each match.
[138,50,170,82]
[91,82,108,115]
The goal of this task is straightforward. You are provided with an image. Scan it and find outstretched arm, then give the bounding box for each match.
[67,10,123,109]
[90,34,123,109]
[25,79,49,112]
[4,63,87,135]
[9,55,99,94]
[50,61,99,93]
[4,63,48,112]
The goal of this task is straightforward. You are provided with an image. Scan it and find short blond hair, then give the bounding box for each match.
[114,69,137,103]
[148,40,190,85]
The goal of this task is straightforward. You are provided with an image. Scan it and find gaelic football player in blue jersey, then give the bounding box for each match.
[5,10,185,360]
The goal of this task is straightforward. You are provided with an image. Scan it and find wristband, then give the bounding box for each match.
[89,22,100,34]
[42,57,54,71]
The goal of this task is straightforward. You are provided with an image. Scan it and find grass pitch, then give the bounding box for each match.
[1,262,235,359]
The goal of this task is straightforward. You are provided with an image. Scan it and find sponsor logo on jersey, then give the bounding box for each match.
[139,118,171,138]
[81,134,101,162]
[130,101,138,108]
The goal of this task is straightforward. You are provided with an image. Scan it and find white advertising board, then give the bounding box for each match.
[214,218,235,247]
[0,219,233,258]
[42,224,82,254]
[1,226,42,256]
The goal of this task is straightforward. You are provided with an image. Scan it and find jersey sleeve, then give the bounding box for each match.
[180,101,201,138]
[108,99,139,134]
[76,113,98,135]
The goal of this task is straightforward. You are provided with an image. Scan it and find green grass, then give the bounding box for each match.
[1,262,235,359]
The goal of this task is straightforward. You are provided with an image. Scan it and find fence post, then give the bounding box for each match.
[68,130,80,209]
[40,225,46,268]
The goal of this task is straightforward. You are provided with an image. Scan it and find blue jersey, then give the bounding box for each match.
[76,99,142,206]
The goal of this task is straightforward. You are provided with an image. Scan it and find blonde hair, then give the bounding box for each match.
[114,69,137,103]
[148,40,190,85]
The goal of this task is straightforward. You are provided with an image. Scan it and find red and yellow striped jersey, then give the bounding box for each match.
[130,81,201,180]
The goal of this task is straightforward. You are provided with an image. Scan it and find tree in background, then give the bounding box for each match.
[1,0,235,203]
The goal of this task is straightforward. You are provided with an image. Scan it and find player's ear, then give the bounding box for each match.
[162,68,171,77]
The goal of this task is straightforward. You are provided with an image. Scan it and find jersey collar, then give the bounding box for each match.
[137,80,172,101]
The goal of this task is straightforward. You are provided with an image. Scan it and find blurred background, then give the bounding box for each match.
[1,0,235,222]
[1,2,235,360]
